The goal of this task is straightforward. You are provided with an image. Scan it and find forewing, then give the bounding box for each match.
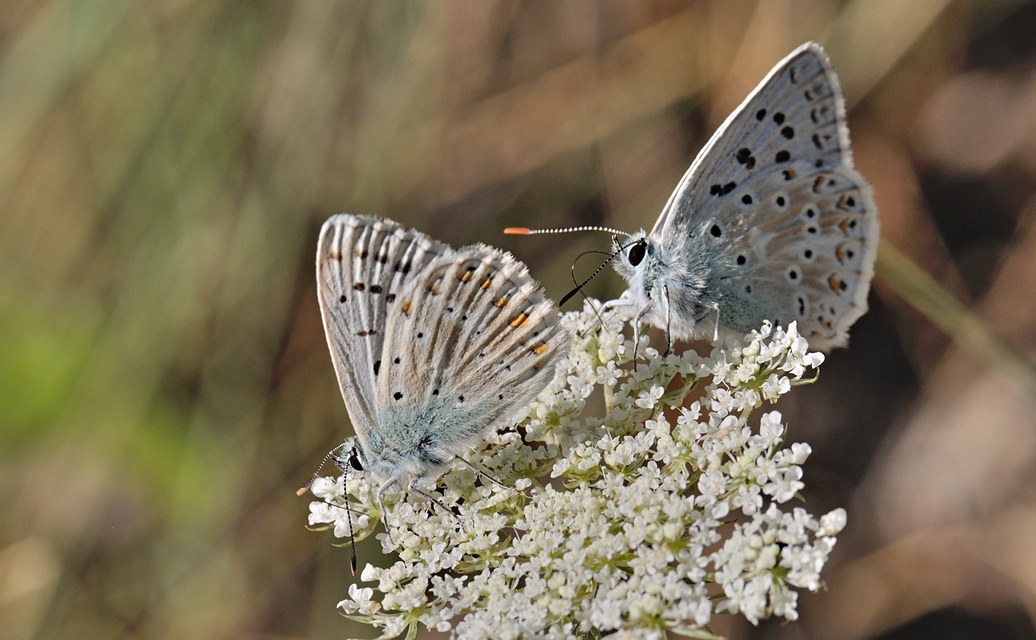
[655,42,878,349]
[316,214,450,448]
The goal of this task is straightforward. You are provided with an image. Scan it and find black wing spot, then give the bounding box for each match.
[417,332,424,339]
[369,284,383,294]
[353,283,365,291]
[773,112,786,125]
[458,395,465,403]
[432,389,439,396]
[338,295,347,303]
[741,194,753,205]
[393,391,403,401]
[373,360,381,376]
[781,126,794,139]
[803,249,813,259]
[775,195,786,207]
[710,224,722,238]
[385,293,396,303]
[736,254,746,265]
[775,150,791,163]
[755,108,767,121]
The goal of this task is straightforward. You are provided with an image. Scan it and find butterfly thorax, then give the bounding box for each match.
[614,231,714,341]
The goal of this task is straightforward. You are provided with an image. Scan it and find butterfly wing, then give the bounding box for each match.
[316,214,450,453]
[653,42,878,350]
[374,244,572,462]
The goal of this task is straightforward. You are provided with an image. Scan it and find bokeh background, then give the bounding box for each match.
[3,1,1036,638]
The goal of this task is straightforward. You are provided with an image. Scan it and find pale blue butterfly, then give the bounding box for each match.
[311,214,571,527]
[510,42,879,352]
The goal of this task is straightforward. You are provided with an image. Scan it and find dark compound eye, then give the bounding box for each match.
[627,240,647,267]
[349,451,363,471]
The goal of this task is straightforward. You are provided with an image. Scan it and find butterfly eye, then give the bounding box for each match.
[349,451,364,471]
[627,240,647,267]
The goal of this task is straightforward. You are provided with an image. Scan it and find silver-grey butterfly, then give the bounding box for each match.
[315,214,571,516]
[512,42,879,351]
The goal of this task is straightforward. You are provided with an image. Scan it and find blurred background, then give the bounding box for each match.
[3,1,1036,638]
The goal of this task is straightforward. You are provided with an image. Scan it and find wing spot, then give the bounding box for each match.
[393,391,403,400]
[773,112,786,125]
[395,261,412,274]
[460,269,475,282]
[839,218,859,233]
[373,360,381,376]
[781,126,795,139]
[329,250,342,261]
[401,300,412,316]
[357,329,378,336]
[481,277,493,290]
[393,357,401,364]
[709,181,737,196]
[775,150,791,163]
[494,296,509,308]
[429,282,441,295]
[710,224,722,238]
[458,395,465,403]
[338,295,347,304]
[369,284,383,294]
[741,194,753,205]
[787,268,799,282]
[775,195,787,208]
[432,389,439,396]
[782,168,797,181]
[386,293,396,303]
[828,275,849,293]
[353,283,365,291]
[417,332,424,338]
[755,108,767,121]
[736,254,746,265]
[735,148,755,169]
[531,344,548,355]
[510,313,530,327]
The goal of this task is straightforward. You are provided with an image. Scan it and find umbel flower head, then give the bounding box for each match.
[307,300,845,640]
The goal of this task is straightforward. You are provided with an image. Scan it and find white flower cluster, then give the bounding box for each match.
[307,301,844,639]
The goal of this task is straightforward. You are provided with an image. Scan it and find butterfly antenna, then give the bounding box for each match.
[505,224,629,237]
[343,459,358,575]
[559,237,643,306]
[297,443,359,573]
[296,442,347,496]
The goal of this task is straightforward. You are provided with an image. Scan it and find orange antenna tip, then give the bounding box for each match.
[296,486,310,496]
[504,227,531,235]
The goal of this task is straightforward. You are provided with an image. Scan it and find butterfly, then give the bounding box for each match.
[509,42,879,352]
[313,214,572,523]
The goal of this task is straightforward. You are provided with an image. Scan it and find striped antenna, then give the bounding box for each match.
[505,224,629,237]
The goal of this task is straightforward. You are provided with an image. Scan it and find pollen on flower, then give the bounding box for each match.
[307,299,841,639]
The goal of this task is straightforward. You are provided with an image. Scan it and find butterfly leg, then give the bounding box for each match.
[406,478,462,525]
[454,455,512,493]
[661,284,673,357]
[376,479,398,544]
